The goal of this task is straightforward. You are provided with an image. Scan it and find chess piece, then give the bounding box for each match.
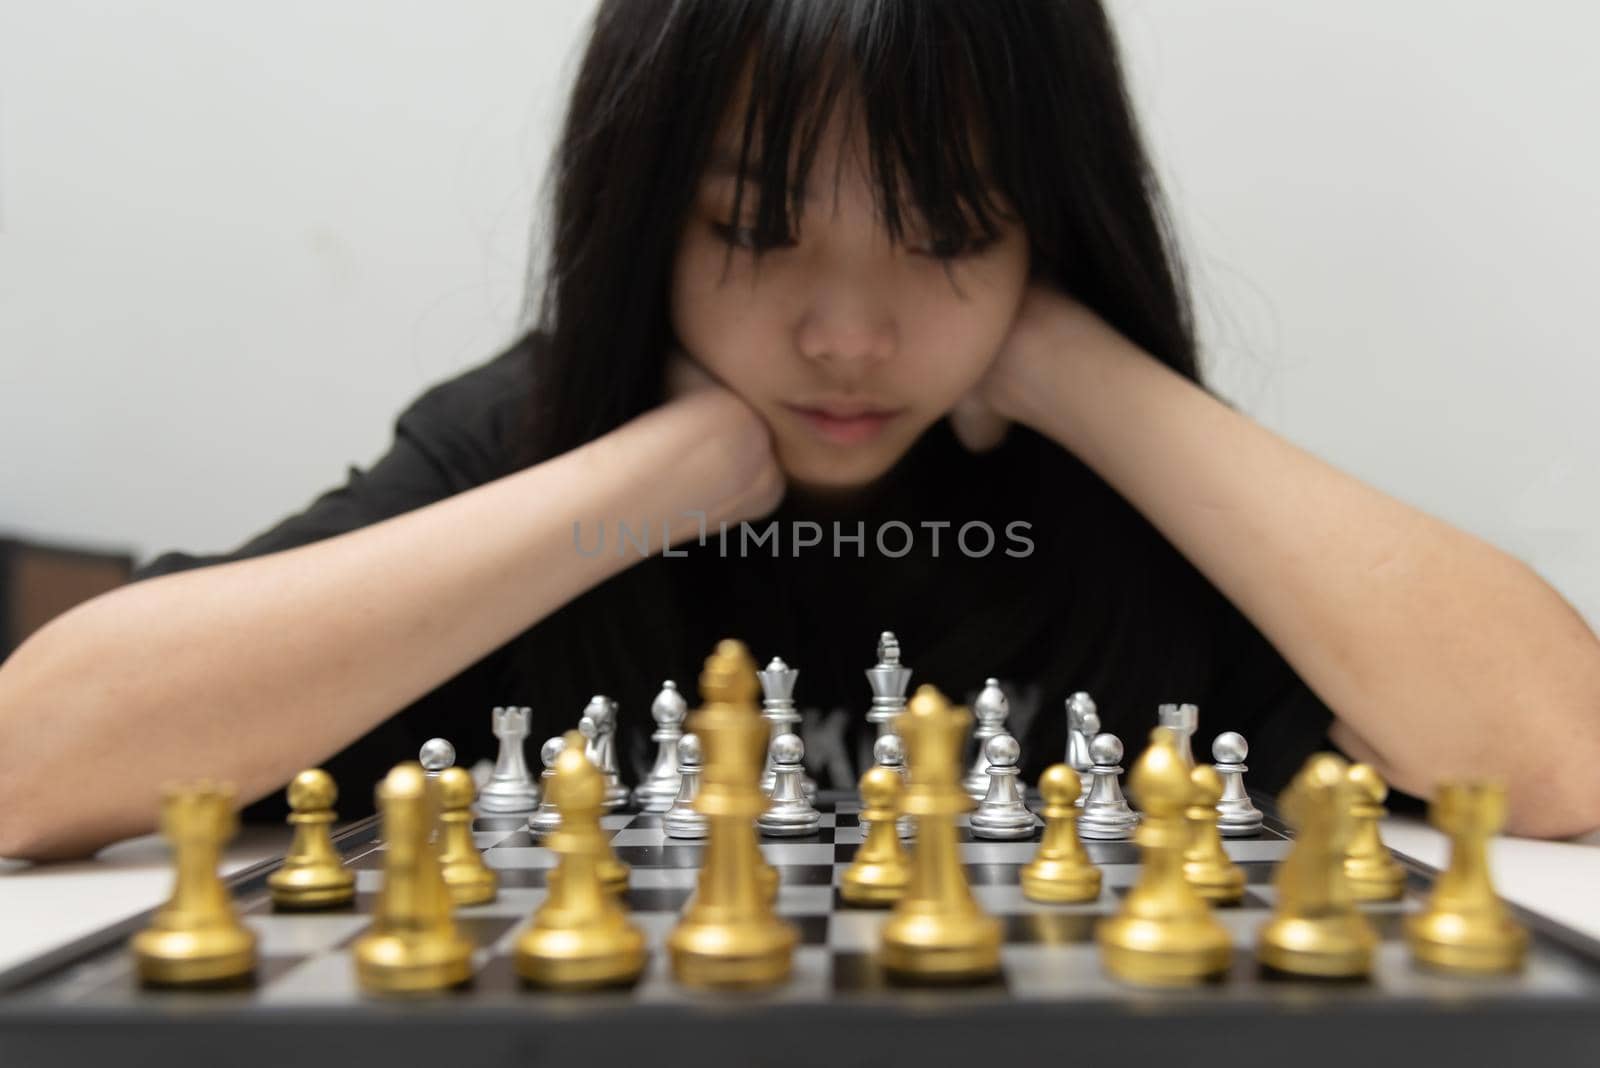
[419,738,455,778]
[1212,732,1264,836]
[758,657,813,797]
[1405,781,1528,975]
[865,732,914,839]
[1078,733,1140,840]
[1181,765,1246,905]
[865,630,913,738]
[436,766,498,907]
[1342,763,1406,902]
[668,640,797,988]
[663,733,708,839]
[515,729,647,988]
[132,782,258,986]
[1256,753,1376,978]
[268,769,355,910]
[1064,691,1097,774]
[963,677,1010,799]
[1157,703,1199,768]
[479,706,539,813]
[353,763,474,993]
[527,736,568,839]
[581,695,628,811]
[969,734,1036,840]
[880,685,1002,983]
[1096,726,1231,985]
[841,765,911,906]
[757,733,821,837]
[633,681,688,812]
[1021,765,1102,904]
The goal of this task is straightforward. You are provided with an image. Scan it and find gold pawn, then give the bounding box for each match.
[880,685,1001,983]
[353,763,475,994]
[1256,753,1376,978]
[1406,781,1528,974]
[436,766,498,907]
[1021,765,1101,903]
[841,766,911,906]
[667,639,797,988]
[132,781,259,986]
[268,769,356,910]
[1343,763,1406,902]
[1096,727,1232,985]
[515,731,647,988]
[1182,765,1246,905]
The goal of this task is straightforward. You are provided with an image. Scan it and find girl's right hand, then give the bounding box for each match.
[651,349,787,540]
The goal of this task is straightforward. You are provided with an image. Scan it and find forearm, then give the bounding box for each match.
[1003,331,1600,837]
[0,409,710,860]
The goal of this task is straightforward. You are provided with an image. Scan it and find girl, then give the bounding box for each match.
[2,0,1597,860]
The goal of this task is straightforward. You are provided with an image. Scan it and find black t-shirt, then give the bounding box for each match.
[132,333,1338,821]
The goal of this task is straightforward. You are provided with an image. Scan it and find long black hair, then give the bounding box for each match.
[500,0,1205,762]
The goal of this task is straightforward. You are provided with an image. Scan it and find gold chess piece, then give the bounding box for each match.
[132,781,259,986]
[1256,753,1376,978]
[1343,763,1406,902]
[515,730,647,988]
[1182,764,1246,905]
[1406,781,1528,974]
[1021,765,1101,903]
[880,685,1002,983]
[667,639,797,988]
[1096,727,1232,985]
[436,766,498,907]
[353,763,475,993]
[268,769,356,910]
[841,765,911,906]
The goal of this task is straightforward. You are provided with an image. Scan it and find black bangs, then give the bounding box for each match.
[721,0,1014,262]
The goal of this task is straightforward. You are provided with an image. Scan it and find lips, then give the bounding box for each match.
[784,402,903,445]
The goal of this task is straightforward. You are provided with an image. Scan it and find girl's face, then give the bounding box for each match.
[670,102,1030,496]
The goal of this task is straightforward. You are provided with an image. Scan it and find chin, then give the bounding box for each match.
[778,443,904,496]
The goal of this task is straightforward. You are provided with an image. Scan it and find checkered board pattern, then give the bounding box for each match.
[7,798,1600,1021]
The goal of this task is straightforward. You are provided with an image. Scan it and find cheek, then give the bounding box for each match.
[670,240,774,381]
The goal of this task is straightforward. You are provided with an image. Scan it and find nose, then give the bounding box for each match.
[793,270,896,378]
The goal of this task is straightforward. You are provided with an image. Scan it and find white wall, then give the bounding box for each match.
[2,1,1595,626]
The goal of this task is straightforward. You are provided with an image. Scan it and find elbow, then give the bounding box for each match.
[1503,762,1600,841]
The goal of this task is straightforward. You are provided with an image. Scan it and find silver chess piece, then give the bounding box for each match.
[580,695,628,810]
[963,677,1010,800]
[758,657,814,798]
[662,733,707,839]
[969,734,1036,840]
[526,736,567,839]
[864,631,913,738]
[419,738,455,778]
[478,706,540,813]
[757,733,821,837]
[1157,702,1199,768]
[1064,691,1097,774]
[1212,731,1264,837]
[1078,732,1140,840]
[865,732,914,839]
[632,680,688,812]
[1076,706,1101,804]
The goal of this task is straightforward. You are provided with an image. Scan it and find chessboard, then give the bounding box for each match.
[2,795,1599,1067]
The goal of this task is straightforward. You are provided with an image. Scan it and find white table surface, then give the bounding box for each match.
[1,818,1597,978]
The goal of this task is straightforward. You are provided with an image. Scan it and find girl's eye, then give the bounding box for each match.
[912,234,998,260]
[711,220,794,252]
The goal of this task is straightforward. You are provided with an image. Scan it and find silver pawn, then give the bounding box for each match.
[1212,731,1264,836]
[1076,707,1101,805]
[1078,732,1140,840]
[632,681,688,812]
[662,733,706,839]
[478,706,540,813]
[758,657,814,798]
[419,738,455,779]
[1157,702,1199,768]
[864,732,914,839]
[1064,691,1097,774]
[963,677,1010,800]
[757,733,821,837]
[864,631,913,738]
[526,736,567,839]
[580,696,628,811]
[969,734,1036,840]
